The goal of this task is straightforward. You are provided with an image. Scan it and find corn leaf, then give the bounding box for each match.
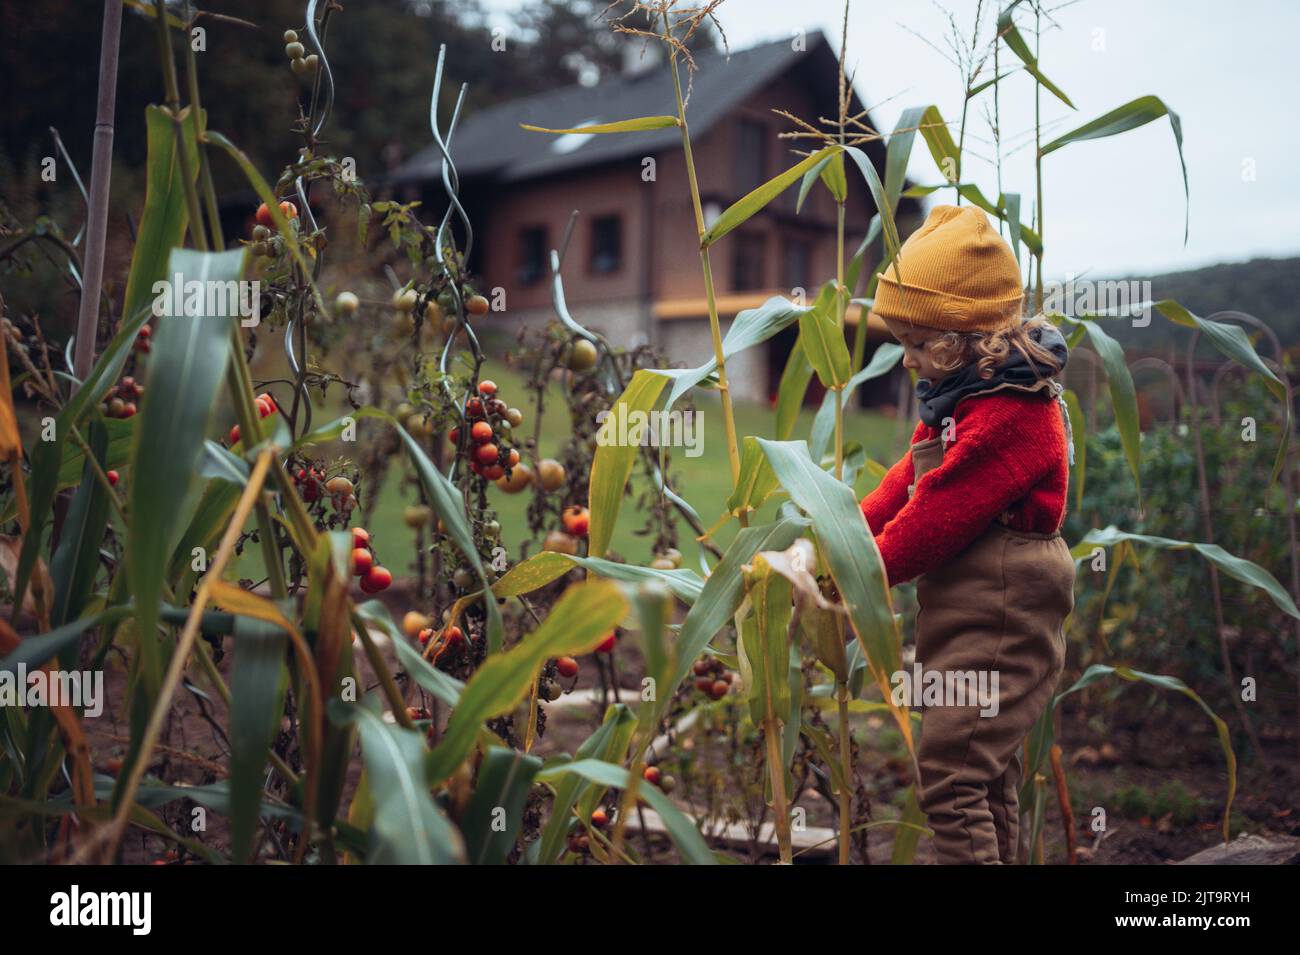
[427,580,627,785]
[228,615,288,863]
[461,747,543,865]
[536,758,718,864]
[997,3,1076,109]
[1073,526,1300,619]
[49,420,110,627]
[127,247,243,705]
[1061,317,1141,510]
[520,116,679,135]
[660,516,810,726]
[702,146,839,248]
[1040,95,1187,242]
[589,370,668,559]
[329,698,466,864]
[755,439,913,754]
[798,282,851,389]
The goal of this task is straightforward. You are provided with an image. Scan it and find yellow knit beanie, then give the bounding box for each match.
[872,205,1024,333]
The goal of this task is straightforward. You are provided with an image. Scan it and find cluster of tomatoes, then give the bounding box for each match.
[294,466,326,502]
[249,199,299,258]
[226,392,278,446]
[640,764,677,793]
[421,623,463,647]
[282,29,319,77]
[348,527,392,594]
[290,465,356,511]
[692,654,735,701]
[100,375,142,420]
[396,610,463,657]
[133,323,152,354]
[449,380,523,482]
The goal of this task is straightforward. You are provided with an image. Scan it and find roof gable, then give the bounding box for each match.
[394,31,866,185]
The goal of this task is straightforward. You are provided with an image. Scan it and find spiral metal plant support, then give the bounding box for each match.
[422,45,492,488]
[303,0,334,144]
[281,0,339,440]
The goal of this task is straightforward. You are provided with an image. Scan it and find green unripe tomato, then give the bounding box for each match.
[392,288,418,312]
[283,29,298,43]
[285,41,306,59]
[568,338,599,372]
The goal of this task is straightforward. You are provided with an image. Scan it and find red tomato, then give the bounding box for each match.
[360,565,392,594]
[350,547,374,577]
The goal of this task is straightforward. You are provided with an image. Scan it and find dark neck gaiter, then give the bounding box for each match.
[915,322,1070,428]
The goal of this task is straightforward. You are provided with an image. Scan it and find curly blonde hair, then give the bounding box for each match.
[924,315,1064,380]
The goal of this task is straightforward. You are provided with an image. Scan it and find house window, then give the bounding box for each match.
[731,232,768,291]
[781,237,812,292]
[589,214,622,275]
[516,226,547,286]
[735,119,767,194]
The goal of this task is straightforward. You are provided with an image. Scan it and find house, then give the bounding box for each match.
[393,31,922,404]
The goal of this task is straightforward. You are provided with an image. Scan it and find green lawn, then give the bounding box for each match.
[240,354,908,579]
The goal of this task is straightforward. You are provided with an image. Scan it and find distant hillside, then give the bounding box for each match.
[1079,257,1300,356]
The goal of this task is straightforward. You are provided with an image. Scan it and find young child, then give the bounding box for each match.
[859,204,1076,865]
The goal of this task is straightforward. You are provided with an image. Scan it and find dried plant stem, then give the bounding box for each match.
[764,715,793,863]
[1033,4,1044,312]
[836,681,852,864]
[1049,744,1076,864]
[72,0,123,386]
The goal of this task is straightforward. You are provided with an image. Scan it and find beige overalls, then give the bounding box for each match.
[907,380,1075,864]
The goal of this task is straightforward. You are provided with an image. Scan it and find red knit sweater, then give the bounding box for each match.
[859,390,1070,586]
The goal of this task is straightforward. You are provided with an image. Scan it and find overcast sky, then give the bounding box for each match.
[481,0,1299,279]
